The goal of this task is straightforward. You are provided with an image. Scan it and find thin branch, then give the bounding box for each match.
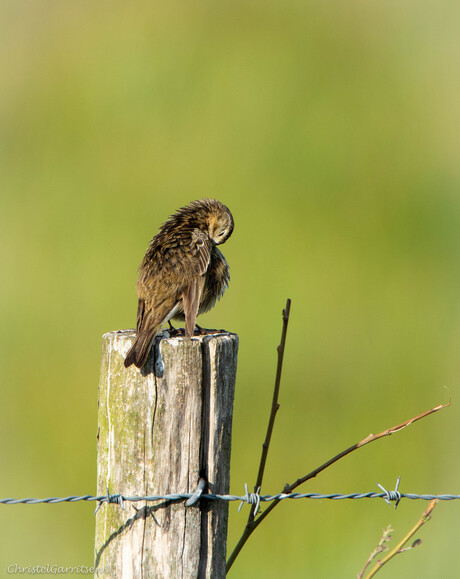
[254,298,291,498]
[245,402,448,533]
[364,500,438,579]
[357,525,393,579]
[226,298,291,573]
[288,402,449,491]
[226,401,448,574]
[397,538,422,553]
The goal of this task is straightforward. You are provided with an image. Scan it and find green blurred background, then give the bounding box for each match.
[1,0,460,576]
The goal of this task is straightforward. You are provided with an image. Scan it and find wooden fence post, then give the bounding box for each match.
[94,329,238,578]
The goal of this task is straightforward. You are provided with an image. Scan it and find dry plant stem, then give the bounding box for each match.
[243,402,448,532]
[226,299,291,574]
[226,401,448,574]
[357,525,393,579]
[253,298,291,506]
[364,500,438,579]
[288,402,449,491]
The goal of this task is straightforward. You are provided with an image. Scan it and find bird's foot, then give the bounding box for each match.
[168,327,186,337]
[194,324,223,335]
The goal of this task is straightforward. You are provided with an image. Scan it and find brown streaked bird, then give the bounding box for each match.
[124,198,234,369]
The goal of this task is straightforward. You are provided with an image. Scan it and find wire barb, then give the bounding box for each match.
[238,483,261,516]
[94,487,125,515]
[377,476,402,509]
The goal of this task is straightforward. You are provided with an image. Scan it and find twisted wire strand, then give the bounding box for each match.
[1,490,459,509]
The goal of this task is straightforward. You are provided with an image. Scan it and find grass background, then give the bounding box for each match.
[1,0,460,576]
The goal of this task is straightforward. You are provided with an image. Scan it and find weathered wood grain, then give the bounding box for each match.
[95,330,238,579]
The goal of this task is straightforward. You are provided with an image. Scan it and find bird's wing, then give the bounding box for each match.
[136,295,146,331]
[137,294,178,334]
[137,228,211,336]
[126,229,212,368]
[125,294,179,368]
[179,229,211,337]
[169,227,211,277]
[183,276,206,338]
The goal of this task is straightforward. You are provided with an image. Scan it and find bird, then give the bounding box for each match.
[124,198,234,369]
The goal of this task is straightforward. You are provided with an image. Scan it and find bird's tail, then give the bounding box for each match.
[124,329,157,369]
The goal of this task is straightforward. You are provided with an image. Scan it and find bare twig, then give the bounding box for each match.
[240,403,447,535]
[287,402,449,491]
[226,298,291,573]
[254,298,291,502]
[397,538,422,553]
[226,400,448,574]
[357,525,393,578]
[364,500,438,578]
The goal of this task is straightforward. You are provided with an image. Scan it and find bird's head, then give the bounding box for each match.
[165,198,234,245]
[206,206,234,245]
[180,198,234,245]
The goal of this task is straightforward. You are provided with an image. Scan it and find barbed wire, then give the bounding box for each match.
[1,478,459,514]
